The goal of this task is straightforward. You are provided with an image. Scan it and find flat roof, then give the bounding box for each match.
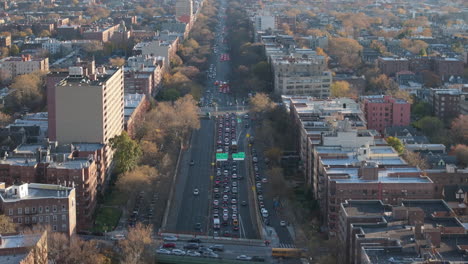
[48,159,92,169]
[0,183,73,201]
[327,167,429,183]
[73,143,104,152]
[342,200,388,217]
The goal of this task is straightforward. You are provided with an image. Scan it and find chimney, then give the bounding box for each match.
[414,222,423,239]
[392,206,408,220]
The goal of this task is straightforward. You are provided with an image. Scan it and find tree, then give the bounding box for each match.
[109,57,125,67]
[328,37,363,69]
[316,47,329,64]
[109,132,142,173]
[268,167,289,199]
[403,151,429,169]
[453,145,468,167]
[116,166,159,196]
[386,89,413,104]
[7,72,44,112]
[413,116,444,138]
[412,101,432,118]
[400,39,429,54]
[118,223,154,264]
[450,115,468,145]
[0,112,11,127]
[330,81,351,97]
[0,214,16,233]
[386,136,405,155]
[139,140,159,166]
[420,70,442,88]
[368,74,398,92]
[249,93,275,114]
[10,44,20,56]
[264,147,282,166]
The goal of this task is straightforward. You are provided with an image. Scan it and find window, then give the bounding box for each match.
[32,207,36,213]
[32,216,36,223]
[18,208,22,215]
[62,224,67,231]
[53,205,57,212]
[25,217,29,224]
[62,205,66,212]
[39,216,43,223]
[39,206,43,213]
[62,215,66,221]
[25,207,29,214]
[18,217,22,223]
[45,216,50,223]
[45,206,49,213]
[8,209,13,215]
[53,225,57,231]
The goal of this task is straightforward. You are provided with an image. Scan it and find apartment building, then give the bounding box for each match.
[52,66,124,145]
[125,55,164,95]
[314,144,434,236]
[124,94,150,139]
[283,96,367,185]
[339,200,467,264]
[0,231,48,264]
[0,55,48,80]
[272,54,332,97]
[0,183,76,236]
[377,57,409,77]
[0,142,102,231]
[430,88,463,120]
[133,40,178,70]
[175,0,193,23]
[362,95,411,134]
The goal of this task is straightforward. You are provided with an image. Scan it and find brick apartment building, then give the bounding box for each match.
[361,95,411,134]
[434,58,465,80]
[0,55,49,80]
[0,231,48,264]
[339,200,467,264]
[0,183,76,236]
[377,57,409,77]
[0,143,102,231]
[124,94,150,139]
[430,88,463,120]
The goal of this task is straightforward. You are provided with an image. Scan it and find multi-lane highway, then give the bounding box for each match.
[164,0,259,240]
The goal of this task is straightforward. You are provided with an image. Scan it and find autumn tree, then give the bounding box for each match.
[7,72,45,112]
[328,37,363,69]
[109,57,126,67]
[0,112,12,127]
[264,147,282,166]
[109,132,142,173]
[330,81,353,98]
[249,93,275,114]
[0,214,16,233]
[400,39,429,54]
[453,145,468,166]
[139,140,159,166]
[403,151,429,169]
[386,136,405,155]
[118,223,154,264]
[268,167,289,199]
[386,89,413,104]
[116,166,159,196]
[368,74,398,92]
[450,115,468,145]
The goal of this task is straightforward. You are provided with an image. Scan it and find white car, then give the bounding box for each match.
[236,255,252,261]
[111,234,125,240]
[172,249,186,256]
[156,248,171,255]
[186,250,201,257]
[193,189,199,195]
[280,220,287,227]
[163,235,178,242]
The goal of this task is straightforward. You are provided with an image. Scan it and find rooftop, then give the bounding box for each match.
[0,183,73,201]
[327,167,429,184]
[342,200,389,217]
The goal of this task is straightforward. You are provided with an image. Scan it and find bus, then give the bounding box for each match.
[271,248,306,259]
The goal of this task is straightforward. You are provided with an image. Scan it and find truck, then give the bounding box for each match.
[231,140,238,152]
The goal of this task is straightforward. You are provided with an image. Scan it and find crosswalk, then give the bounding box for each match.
[278,243,295,248]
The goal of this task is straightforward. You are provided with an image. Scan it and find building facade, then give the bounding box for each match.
[0,55,48,80]
[0,183,76,236]
[362,95,411,134]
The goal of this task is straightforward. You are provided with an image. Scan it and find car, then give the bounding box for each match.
[236,255,252,261]
[195,223,202,230]
[186,250,201,257]
[172,249,186,256]
[214,188,219,193]
[256,183,262,189]
[232,214,238,220]
[111,234,125,241]
[224,187,230,193]
[193,189,199,195]
[232,181,238,187]
[156,248,172,255]
[232,187,238,193]
[223,231,230,237]
[262,178,268,183]
[251,256,266,262]
[213,208,219,214]
[190,160,194,166]
[232,204,237,210]
[223,213,229,221]
[162,243,176,248]
[209,245,224,252]
[184,243,200,249]
[258,195,264,201]
[213,231,219,237]
[280,220,287,227]
[163,235,178,242]
[241,200,247,206]
[213,200,219,206]
[203,251,219,258]
[232,174,237,179]
[214,193,220,198]
[231,199,237,204]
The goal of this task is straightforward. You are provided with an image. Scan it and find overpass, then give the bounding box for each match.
[155,255,267,264]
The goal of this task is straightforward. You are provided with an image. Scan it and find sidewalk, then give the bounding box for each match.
[263,226,280,247]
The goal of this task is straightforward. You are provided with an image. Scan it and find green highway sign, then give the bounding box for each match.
[237,118,242,123]
[232,152,245,161]
[216,153,229,161]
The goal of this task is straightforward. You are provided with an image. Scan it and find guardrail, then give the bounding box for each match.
[158,232,265,246]
[155,254,266,264]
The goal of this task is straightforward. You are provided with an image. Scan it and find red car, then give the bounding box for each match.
[162,243,176,248]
